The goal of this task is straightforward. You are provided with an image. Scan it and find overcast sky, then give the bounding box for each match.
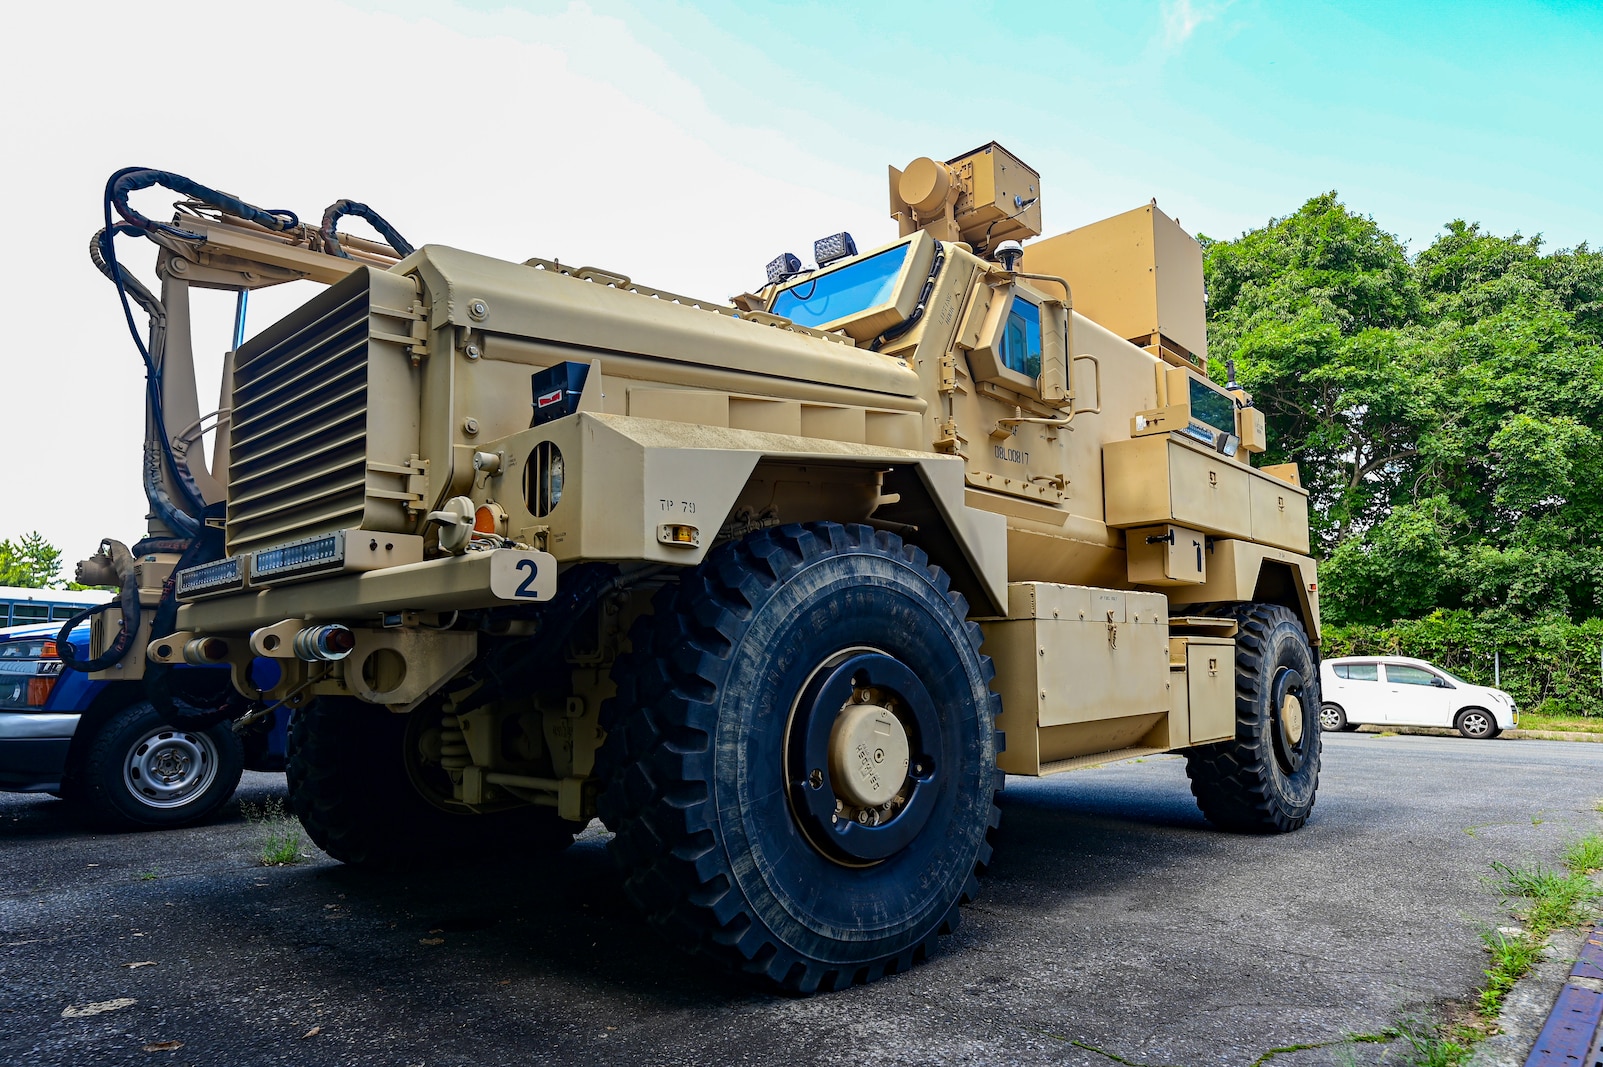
[4,0,1600,575]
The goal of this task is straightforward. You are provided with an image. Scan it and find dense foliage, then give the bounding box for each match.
[1202,199,1603,628]
[0,531,63,589]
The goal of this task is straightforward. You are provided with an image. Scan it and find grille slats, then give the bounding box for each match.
[227,279,376,557]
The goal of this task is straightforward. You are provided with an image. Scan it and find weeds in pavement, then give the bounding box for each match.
[1394,1020,1473,1067]
[241,796,306,866]
[1565,836,1603,874]
[1388,831,1603,1066]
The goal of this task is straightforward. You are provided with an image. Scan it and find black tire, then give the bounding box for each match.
[80,701,244,830]
[1318,703,1347,733]
[1455,708,1497,740]
[596,522,1003,994]
[1185,603,1321,833]
[287,697,577,868]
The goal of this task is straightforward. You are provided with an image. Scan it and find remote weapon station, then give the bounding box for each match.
[83,144,1321,992]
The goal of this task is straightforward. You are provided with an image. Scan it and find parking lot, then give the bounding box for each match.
[4,731,1601,1067]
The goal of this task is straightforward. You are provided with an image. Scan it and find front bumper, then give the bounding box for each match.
[0,712,79,792]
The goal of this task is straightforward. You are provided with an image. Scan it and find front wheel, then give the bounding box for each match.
[1318,703,1347,732]
[1186,603,1321,833]
[1455,708,1498,740]
[597,523,1003,993]
[80,701,244,830]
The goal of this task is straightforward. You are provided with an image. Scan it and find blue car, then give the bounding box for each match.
[0,622,287,829]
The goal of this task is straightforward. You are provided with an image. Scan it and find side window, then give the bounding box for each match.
[1386,665,1436,687]
[998,298,1042,379]
[10,604,47,623]
[1337,663,1378,682]
[50,606,79,621]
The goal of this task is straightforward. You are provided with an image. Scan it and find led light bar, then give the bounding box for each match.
[245,530,426,588]
[813,231,857,268]
[249,531,347,584]
[765,252,802,285]
[175,556,245,600]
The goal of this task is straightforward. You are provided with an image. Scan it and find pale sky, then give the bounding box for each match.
[4,0,1599,576]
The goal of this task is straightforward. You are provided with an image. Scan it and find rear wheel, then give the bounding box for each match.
[1455,708,1497,740]
[287,697,576,868]
[1186,603,1321,833]
[80,701,244,830]
[597,522,1002,993]
[1318,703,1347,732]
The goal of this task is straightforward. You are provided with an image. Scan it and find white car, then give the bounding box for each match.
[1318,656,1517,739]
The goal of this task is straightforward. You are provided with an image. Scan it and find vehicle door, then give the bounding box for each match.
[1331,662,1382,724]
[1379,664,1453,727]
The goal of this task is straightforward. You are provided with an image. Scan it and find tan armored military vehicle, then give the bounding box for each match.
[86,145,1320,993]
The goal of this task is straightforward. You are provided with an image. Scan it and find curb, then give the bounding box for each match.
[1349,725,1603,743]
[1523,926,1603,1066]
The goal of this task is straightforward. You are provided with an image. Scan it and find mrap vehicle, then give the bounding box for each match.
[86,144,1320,992]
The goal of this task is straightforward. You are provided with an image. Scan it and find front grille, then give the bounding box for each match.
[225,268,422,557]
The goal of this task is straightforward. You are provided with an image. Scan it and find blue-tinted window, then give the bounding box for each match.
[1188,377,1236,434]
[999,298,1042,379]
[770,243,911,329]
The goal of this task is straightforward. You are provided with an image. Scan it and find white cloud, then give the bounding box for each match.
[1160,0,1223,49]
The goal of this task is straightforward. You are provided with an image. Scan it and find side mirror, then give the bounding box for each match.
[1432,677,1449,688]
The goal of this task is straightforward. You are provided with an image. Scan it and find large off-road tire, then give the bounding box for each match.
[80,701,244,830]
[596,522,1003,994]
[287,697,577,868]
[1185,603,1321,833]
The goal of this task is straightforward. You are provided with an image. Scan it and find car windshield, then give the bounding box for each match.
[770,243,911,329]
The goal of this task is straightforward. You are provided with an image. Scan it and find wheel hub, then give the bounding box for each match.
[1282,694,1304,745]
[1270,667,1310,773]
[124,729,217,808]
[828,702,910,809]
[786,650,941,865]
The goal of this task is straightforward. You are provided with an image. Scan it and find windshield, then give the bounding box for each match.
[771,243,911,329]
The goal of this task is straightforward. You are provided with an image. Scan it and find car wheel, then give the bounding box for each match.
[596,522,1003,993]
[1319,703,1348,732]
[287,697,577,868]
[1455,708,1497,740]
[81,701,245,830]
[1185,603,1322,833]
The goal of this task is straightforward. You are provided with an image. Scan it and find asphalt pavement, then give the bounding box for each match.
[3,732,1601,1067]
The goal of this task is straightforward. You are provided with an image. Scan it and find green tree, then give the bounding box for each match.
[1203,200,1603,626]
[0,531,65,589]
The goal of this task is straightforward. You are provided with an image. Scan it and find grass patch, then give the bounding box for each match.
[240,796,307,866]
[1394,1021,1473,1067]
[1516,711,1603,734]
[1386,832,1603,1065]
[1565,836,1603,874]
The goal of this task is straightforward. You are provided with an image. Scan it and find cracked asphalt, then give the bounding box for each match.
[3,731,1601,1067]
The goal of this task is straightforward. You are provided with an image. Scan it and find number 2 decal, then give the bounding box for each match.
[514,558,540,597]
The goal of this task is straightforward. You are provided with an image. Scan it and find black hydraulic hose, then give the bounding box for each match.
[871,240,945,351]
[56,539,142,674]
[90,227,202,538]
[108,167,299,240]
[320,199,415,259]
[142,516,240,729]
